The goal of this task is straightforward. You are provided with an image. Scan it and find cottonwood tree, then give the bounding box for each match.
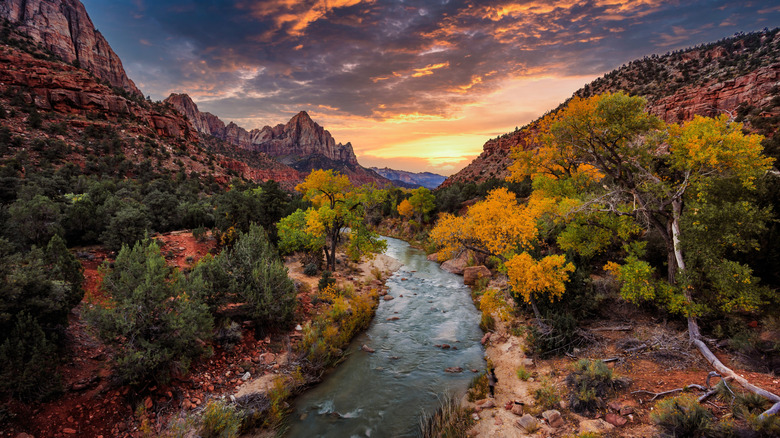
[510,92,778,416]
[285,170,386,271]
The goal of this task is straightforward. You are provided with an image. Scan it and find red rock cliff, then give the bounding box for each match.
[0,0,141,96]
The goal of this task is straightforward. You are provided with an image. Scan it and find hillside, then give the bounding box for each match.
[370,167,447,189]
[442,28,780,188]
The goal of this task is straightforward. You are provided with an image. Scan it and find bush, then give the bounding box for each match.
[528,311,583,357]
[303,263,318,277]
[517,366,531,381]
[533,379,562,411]
[201,399,243,438]
[318,270,336,291]
[467,372,489,402]
[651,394,714,438]
[565,359,629,414]
[85,238,213,385]
[418,394,475,438]
[0,312,62,401]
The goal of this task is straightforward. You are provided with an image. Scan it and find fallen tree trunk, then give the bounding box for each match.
[689,316,780,420]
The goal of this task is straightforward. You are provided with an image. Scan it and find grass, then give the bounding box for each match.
[467,372,489,402]
[417,394,475,438]
[516,366,531,381]
[533,378,561,412]
[565,359,628,415]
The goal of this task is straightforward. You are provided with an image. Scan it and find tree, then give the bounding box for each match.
[292,170,386,271]
[397,199,414,219]
[407,187,436,223]
[429,187,575,310]
[188,225,297,331]
[510,92,778,416]
[85,238,212,385]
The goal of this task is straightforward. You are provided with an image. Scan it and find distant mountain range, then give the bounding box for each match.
[442,29,780,188]
[369,168,446,189]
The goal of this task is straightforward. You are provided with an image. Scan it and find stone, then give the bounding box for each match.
[241,372,251,381]
[463,265,491,285]
[579,419,615,435]
[361,344,375,353]
[440,252,469,275]
[480,332,491,345]
[444,367,463,373]
[511,404,524,416]
[386,316,400,321]
[259,352,276,365]
[144,396,153,409]
[605,412,628,427]
[63,428,77,434]
[427,253,439,262]
[542,409,564,428]
[515,414,538,432]
[476,399,496,409]
[383,295,394,301]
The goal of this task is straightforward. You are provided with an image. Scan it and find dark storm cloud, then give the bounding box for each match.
[83,0,780,125]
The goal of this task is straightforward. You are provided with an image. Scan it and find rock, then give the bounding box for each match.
[579,419,615,435]
[521,358,534,367]
[476,399,496,409]
[511,404,524,416]
[480,332,492,345]
[295,324,303,331]
[440,252,470,275]
[542,409,564,428]
[63,428,77,434]
[259,352,276,365]
[515,414,538,432]
[471,413,480,421]
[463,265,491,285]
[444,367,463,373]
[620,406,634,416]
[383,295,394,301]
[144,396,153,409]
[386,316,400,321]
[605,413,628,427]
[427,253,439,262]
[441,344,451,349]
[361,344,375,353]
[241,372,251,381]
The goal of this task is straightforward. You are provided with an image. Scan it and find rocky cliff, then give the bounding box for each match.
[1,0,141,97]
[164,93,391,185]
[442,29,780,188]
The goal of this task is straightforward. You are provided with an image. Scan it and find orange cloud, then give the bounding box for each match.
[411,62,450,77]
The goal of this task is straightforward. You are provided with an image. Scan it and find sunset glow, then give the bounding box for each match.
[81,0,779,174]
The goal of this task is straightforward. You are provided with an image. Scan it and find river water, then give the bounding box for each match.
[285,237,485,438]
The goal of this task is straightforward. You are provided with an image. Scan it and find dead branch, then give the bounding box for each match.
[591,325,633,332]
[624,343,649,354]
[632,384,707,401]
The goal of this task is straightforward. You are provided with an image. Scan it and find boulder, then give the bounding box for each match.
[480,332,491,345]
[463,265,491,285]
[579,419,615,435]
[542,409,564,428]
[605,412,628,427]
[511,404,524,416]
[515,414,538,432]
[440,251,470,275]
[427,252,439,262]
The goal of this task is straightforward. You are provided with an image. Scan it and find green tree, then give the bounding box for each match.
[0,312,62,401]
[407,187,436,223]
[6,194,64,248]
[85,238,212,385]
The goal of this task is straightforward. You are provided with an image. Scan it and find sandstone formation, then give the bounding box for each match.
[1,0,141,96]
[165,93,391,185]
[442,30,780,188]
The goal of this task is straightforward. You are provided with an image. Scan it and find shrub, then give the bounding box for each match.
[467,372,489,402]
[318,270,336,291]
[533,379,561,411]
[528,311,582,357]
[0,312,62,401]
[651,394,714,438]
[565,359,629,414]
[517,366,531,381]
[479,312,495,332]
[303,263,318,277]
[85,238,213,385]
[201,399,243,438]
[418,394,475,438]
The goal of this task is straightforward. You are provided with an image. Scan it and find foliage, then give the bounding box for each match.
[287,170,387,271]
[651,394,714,438]
[200,399,243,438]
[6,194,64,247]
[516,366,531,381]
[417,394,475,438]
[277,208,323,255]
[318,270,336,291]
[85,238,213,385]
[467,372,489,402]
[527,311,583,357]
[0,312,62,402]
[397,198,414,219]
[565,359,628,414]
[533,378,562,411]
[188,225,297,331]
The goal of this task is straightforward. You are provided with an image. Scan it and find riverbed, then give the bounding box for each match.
[285,236,485,438]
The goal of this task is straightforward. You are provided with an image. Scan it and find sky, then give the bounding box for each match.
[81,0,780,175]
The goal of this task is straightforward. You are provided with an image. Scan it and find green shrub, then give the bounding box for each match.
[318,270,336,291]
[517,366,531,381]
[201,399,243,438]
[533,379,562,411]
[303,263,318,276]
[651,394,714,438]
[85,238,213,385]
[0,312,62,401]
[467,372,489,402]
[565,359,628,414]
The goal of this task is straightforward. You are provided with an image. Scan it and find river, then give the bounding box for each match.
[285,236,485,438]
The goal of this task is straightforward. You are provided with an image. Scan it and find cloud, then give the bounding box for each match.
[82,0,780,173]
